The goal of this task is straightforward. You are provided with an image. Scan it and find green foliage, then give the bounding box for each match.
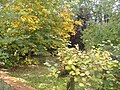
[57,46,119,90]
[0,0,78,67]
[82,13,120,60]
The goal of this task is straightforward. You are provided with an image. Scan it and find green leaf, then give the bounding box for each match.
[65,66,71,70]
[74,77,78,82]
[80,73,85,76]
[85,71,90,76]
[69,71,75,76]
[79,83,85,87]
[68,60,73,65]
[71,65,76,70]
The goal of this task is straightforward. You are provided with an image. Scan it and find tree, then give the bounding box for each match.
[0,0,82,66]
[82,0,120,60]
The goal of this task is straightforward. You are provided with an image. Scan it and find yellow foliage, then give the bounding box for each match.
[75,21,82,26]
[57,8,77,40]
[1,0,83,49]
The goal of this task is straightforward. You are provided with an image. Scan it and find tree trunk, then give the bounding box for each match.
[67,78,75,90]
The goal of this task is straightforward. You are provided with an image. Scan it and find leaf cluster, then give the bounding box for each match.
[57,46,119,89]
[0,0,80,67]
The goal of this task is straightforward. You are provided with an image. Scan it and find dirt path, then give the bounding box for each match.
[0,70,36,90]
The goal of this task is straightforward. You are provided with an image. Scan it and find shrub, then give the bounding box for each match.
[56,46,119,90]
[82,13,120,60]
[0,0,81,66]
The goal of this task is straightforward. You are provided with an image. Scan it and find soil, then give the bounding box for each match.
[0,70,36,90]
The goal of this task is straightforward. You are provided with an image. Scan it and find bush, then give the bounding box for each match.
[82,13,120,60]
[57,46,119,90]
[0,0,81,67]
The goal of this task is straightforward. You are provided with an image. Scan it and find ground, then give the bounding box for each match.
[0,69,35,90]
[0,65,66,90]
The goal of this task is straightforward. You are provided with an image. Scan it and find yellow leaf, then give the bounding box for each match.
[20,17,26,22]
[66,4,71,8]
[75,21,82,26]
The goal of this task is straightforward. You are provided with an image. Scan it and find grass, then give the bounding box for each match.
[4,56,82,90]
[0,79,14,90]
[8,65,67,90]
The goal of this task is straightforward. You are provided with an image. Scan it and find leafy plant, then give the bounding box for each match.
[56,46,119,90]
[82,13,120,60]
[0,0,82,67]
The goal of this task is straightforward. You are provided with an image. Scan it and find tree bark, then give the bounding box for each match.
[67,78,75,90]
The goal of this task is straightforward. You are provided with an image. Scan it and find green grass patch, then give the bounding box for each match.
[8,65,66,90]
